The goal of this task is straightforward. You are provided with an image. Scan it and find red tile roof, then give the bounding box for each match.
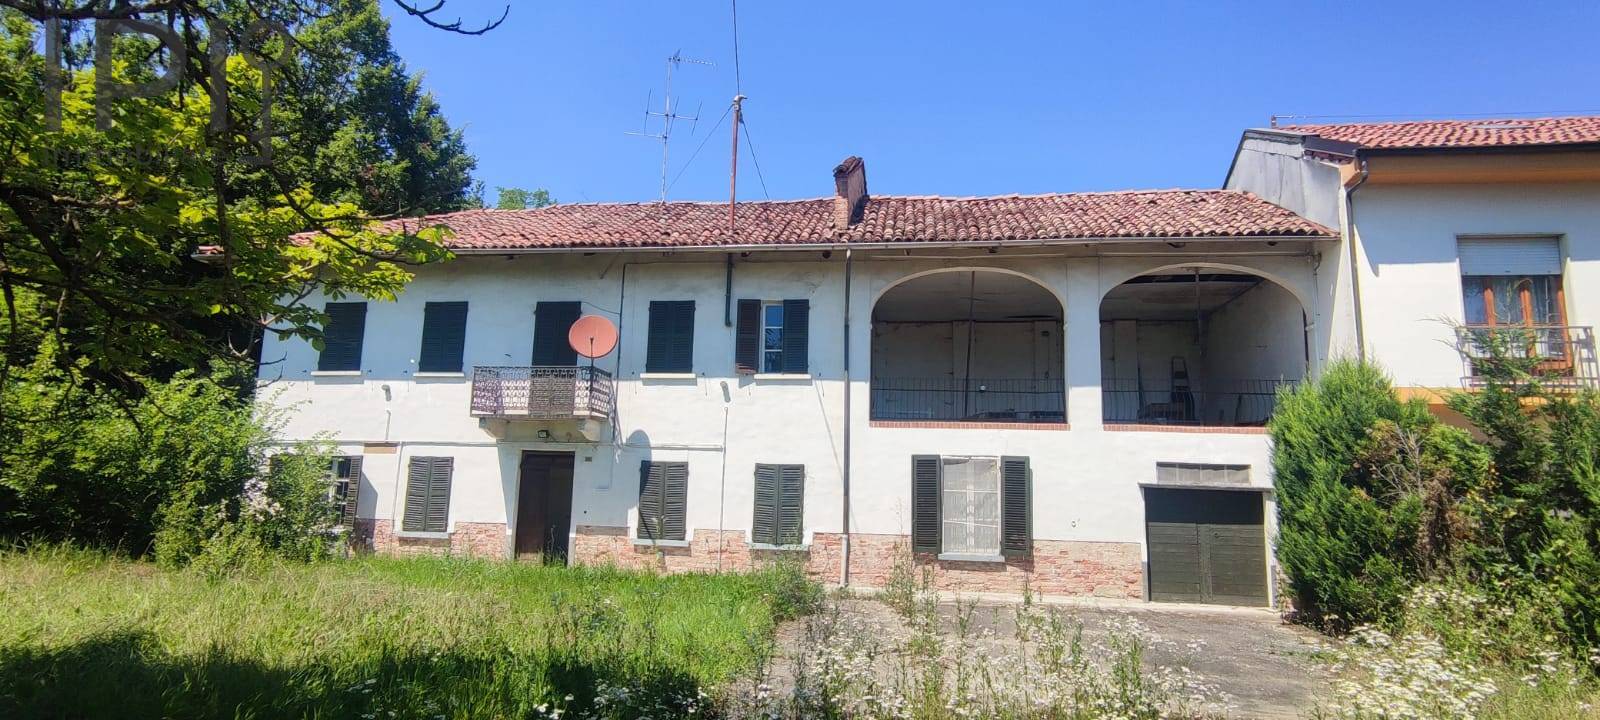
[333,190,1330,251]
[1280,115,1600,150]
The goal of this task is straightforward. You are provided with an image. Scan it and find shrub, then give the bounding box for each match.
[1271,361,1435,628]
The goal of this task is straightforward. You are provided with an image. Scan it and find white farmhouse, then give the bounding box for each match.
[258,116,1600,606]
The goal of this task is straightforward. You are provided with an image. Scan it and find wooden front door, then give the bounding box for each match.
[515,452,575,562]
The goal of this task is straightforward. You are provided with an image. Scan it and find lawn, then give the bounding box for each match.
[0,548,812,719]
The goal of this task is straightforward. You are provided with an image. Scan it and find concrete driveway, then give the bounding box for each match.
[773,593,1335,719]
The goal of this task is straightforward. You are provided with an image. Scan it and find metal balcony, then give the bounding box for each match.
[470,366,614,421]
[1456,325,1599,390]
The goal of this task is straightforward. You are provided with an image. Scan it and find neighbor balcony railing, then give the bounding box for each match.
[1455,324,1598,390]
[470,366,614,420]
[870,377,1065,423]
[1101,378,1293,427]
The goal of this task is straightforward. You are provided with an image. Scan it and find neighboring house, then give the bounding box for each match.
[1226,115,1600,412]
[254,115,1599,607]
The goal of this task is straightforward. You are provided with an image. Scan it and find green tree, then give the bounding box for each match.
[495,186,555,210]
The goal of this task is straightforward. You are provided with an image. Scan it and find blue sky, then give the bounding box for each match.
[384,1,1600,205]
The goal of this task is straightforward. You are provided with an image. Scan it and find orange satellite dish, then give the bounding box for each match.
[568,314,618,359]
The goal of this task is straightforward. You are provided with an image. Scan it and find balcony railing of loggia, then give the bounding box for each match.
[470,366,614,420]
[869,377,1066,423]
[1100,377,1296,427]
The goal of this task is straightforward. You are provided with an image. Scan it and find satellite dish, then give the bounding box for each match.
[568,314,618,359]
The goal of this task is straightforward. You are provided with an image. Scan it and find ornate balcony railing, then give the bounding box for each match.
[870,377,1066,423]
[470,366,614,420]
[1455,325,1598,390]
[1102,378,1293,427]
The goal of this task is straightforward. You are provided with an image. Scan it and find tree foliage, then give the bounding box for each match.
[495,186,555,210]
[0,0,487,392]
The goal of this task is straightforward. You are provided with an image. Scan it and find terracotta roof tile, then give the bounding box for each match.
[1280,115,1600,150]
[342,190,1330,251]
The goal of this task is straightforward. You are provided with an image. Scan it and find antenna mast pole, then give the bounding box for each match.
[728,95,743,237]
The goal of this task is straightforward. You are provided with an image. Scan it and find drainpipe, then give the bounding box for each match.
[1345,158,1370,361]
[839,247,853,586]
[724,254,734,327]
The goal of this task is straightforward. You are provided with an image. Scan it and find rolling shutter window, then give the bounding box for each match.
[402,456,453,533]
[1000,456,1032,557]
[318,302,367,371]
[418,302,469,372]
[336,455,364,528]
[781,299,810,374]
[753,464,805,546]
[532,301,582,366]
[735,299,761,374]
[910,455,942,553]
[646,301,695,373]
[638,461,688,541]
[1458,237,1562,276]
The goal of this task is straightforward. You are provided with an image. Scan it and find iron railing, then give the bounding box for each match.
[470,366,614,420]
[1456,325,1598,390]
[870,377,1065,423]
[1102,378,1292,426]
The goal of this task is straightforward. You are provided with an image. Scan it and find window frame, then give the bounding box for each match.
[401,456,453,534]
[938,456,1003,557]
[317,302,368,372]
[636,460,688,542]
[752,463,805,547]
[645,300,696,374]
[761,302,785,373]
[417,301,469,373]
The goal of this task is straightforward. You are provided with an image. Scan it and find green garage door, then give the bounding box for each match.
[1145,487,1268,606]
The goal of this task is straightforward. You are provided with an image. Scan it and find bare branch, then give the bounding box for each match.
[390,0,508,35]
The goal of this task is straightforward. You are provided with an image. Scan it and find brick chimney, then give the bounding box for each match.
[832,156,868,228]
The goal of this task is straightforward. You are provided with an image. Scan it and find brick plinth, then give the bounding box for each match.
[570,526,1142,599]
[360,519,508,559]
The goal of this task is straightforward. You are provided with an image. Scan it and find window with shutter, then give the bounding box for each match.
[752,464,805,546]
[418,302,469,372]
[318,302,367,371]
[733,298,809,374]
[401,456,452,533]
[637,461,688,541]
[532,301,582,366]
[646,301,695,373]
[331,455,364,529]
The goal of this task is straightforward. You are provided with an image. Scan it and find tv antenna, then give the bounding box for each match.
[627,51,712,203]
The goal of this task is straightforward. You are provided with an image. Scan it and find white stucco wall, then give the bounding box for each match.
[1350,182,1600,388]
[259,247,1318,576]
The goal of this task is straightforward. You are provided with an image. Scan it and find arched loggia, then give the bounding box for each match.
[871,270,1065,423]
[1099,267,1307,427]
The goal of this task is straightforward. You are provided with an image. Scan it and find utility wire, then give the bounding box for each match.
[668,102,733,192]
[740,115,771,200]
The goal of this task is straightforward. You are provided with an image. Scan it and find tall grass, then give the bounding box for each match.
[0,547,813,719]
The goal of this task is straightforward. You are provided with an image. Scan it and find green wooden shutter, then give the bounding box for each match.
[735,299,761,374]
[318,302,367,371]
[638,462,664,540]
[911,455,941,554]
[752,464,778,545]
[662,462,688,541]
[418,302,469,372]
[340,455,364,528]
[781,299,809,374]
[1000,456,1032,557]
[646,301,695,373]
[402,457,431,532]
[532,301,582,366]
[777,464,805,546]
[425,457,453,533]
